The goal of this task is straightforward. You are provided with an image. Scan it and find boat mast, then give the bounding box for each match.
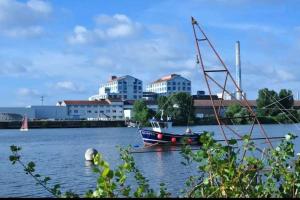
[191,17,273,148]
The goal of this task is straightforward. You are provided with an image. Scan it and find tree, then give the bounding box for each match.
[132,100,150,126]
[278,89,294,110]
[157,96,174,120]
[170,92,195,124]
[225,104,250,124]
[225,103,241,118]
[256,88,280,116]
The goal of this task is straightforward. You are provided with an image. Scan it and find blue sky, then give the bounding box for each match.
[0,0,300,106]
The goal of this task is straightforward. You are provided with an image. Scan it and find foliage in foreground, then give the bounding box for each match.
[9,132,300,198]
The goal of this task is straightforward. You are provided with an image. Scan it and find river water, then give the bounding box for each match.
[1,124,300,197]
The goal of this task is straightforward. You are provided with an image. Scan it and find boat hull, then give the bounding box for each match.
[138,128,201,146]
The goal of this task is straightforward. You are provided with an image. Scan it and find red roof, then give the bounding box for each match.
[193,100,257,107]
[63,100,110,105]
[152,74,179,84]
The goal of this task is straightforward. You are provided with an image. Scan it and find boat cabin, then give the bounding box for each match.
[149,118,172,133]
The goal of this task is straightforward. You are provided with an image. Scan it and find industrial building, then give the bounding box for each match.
[0,106,66,121]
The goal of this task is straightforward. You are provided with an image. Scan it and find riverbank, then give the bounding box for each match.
[0,120,126,129]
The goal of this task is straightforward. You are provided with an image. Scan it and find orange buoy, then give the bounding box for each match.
[157,133,163,140]
[171,137,176,144]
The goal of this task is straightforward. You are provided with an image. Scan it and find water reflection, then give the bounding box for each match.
[84,161,94,168]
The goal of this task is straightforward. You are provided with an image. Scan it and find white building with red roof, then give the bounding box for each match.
[58,99,124,120]
[146,74,191,96]
[89,75,143,101]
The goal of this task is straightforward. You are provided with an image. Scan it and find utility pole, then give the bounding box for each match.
[41,96,44,106]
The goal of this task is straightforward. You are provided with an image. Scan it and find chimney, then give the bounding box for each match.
[235,41,242,100]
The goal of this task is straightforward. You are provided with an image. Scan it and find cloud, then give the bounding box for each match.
[54,81,85,93]
[68,14,142,44]
[0,0,52,37]
[17,88,40,97]
[209,22,285,35]
[0,58,31,76]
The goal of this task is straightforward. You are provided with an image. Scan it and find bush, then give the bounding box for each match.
[9,132,300,198]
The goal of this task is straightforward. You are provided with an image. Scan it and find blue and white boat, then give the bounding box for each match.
[138,118,203,146]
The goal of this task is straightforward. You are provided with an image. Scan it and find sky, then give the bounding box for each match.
[0,0,300,106]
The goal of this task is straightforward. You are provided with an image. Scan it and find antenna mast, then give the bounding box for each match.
[41,96,44,106]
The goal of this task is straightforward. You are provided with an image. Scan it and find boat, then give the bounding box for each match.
[127,121,138,128]
[138,109,203,146]
[20,115,29,132]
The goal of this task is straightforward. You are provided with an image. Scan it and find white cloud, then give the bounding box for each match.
[27,0,52,14]
[275,69,296,82]
[209,22,285,35]
[68,14,142,44]
[0,57,30,76]
[54,81,84,93]
[17,88,40,97]
[0,0,52,37]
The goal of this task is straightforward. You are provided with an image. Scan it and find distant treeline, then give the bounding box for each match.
[133,89,300,126]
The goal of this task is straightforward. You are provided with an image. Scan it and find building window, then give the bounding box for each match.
[188,83,191,86]
[87,110,92,113]
[183,87,186,90]
[173,87,176,90]
[124,95,127,99]
[168,87,171,91]
[95,111,98,113]
[183,82,186,85]
[173,82,176,85]
[134,95,137,99]
[74,110,78,113]
[106,110,110,113]
[138,86,142,90]
[178,87,181,90]
[187,87,191,90]
[113,110,116,113]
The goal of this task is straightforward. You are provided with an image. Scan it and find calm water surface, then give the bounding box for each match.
[1,124,300,197]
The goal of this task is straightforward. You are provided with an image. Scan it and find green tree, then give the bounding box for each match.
[132,100,151,126]
[256,88,280,116]
[225,103,242,118]
[170,92,195,124]
[278,89,294,110]
[225,104,250,124]
[157,96,174,119]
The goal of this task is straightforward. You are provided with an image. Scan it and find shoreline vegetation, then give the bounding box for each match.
[133,88,300,127]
